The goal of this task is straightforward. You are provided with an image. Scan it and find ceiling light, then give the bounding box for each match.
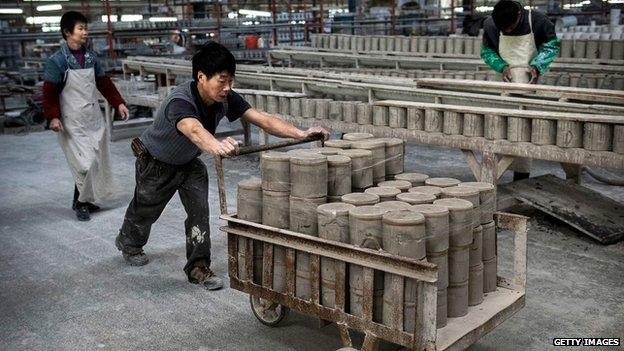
[0,9,23,14]
[37,4,63,12]
[149,17,178,22]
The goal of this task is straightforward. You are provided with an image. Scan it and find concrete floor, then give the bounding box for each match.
[1,125,623,351]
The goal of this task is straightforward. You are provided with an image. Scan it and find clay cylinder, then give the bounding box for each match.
[349,264,384,320]
[266,96,279,114]
[447,280,469,317]
[328,155,352,197]
[509,66,530,83]
[343,132,374,141]
[407,108,425,130]
[468,263,484,306]
[556,120,583,148]
[458,182,496,224]
[379,138,404,177]
[377,180,412,192]
[349,205,385,249]
[397,192,436,205]
[426,250,449,290]
[484,114,507,140]
[394,172,429,187]
[574,39,587,59]
[328,101,343,121]
[262,190,290,229]
[424,109,443,133]
[255,94,266,112]
[481,221,496,260]
[338,149,374,189]
[613,125,624,154]
[389,107,407,128]
[365,186,401,202]
[343,102,357,123]
[341,192,380,206]
[441,186,480,228]
[261,152,291,192]
[437,288,448,328]
[448,244,470,284]
[394,37,403,52]
[483,256,497,293]
[583,122,613,151]
[356,103,373,125]
[373,106,389,126]
[469,225,483,267]
[507,117,532,142]
[237,178,263,223]
[374,201,412,213]
[302,98,316,118]
[560,39,573,57]
[356,36,365,51]
[435,37,445,53]
[290,98,302,117]
[315,99,330,120]
[306,147,342,156]
[409,185,443,198]
[351,139,387,183]
[325,139,352,149]
[434,198,474,247]
[278,96,290,115]
[290,196,326,235]
[290,154,328,198]
[531,119,557,145]
[412,204,450,253]
[443,111,463,135]
[383,210,426,258]
[426,177,461,188]
[463,113,484,137]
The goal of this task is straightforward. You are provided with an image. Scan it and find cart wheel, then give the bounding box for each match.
[250,295,288,327]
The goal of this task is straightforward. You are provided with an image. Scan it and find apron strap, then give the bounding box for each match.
[528,9,533,33]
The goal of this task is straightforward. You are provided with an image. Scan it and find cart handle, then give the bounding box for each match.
[215,134,325,215]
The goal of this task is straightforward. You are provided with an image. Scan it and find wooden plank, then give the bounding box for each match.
[497,156,515,180]
[286,248,296,296]
[462,149,481,181]
[500,174,624,244]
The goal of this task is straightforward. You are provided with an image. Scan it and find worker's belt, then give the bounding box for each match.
[131,137,151,159]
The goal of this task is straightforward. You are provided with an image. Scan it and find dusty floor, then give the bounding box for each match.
[0,123,622,351]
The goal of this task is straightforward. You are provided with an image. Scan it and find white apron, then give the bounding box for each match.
[499,9,538,84]
[499,10,537,173]
[58,66,115,204]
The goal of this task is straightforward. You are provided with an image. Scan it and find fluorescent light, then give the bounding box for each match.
[121,14,142,22]
[101,15,118,22]
[149,17,178,22]
[42,25,61,32]
[37,4,63,12]
[0,9,23,14]
[239,9,272,17]
[26,16,62,24]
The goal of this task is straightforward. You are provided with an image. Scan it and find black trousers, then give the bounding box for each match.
[116,155,211,275]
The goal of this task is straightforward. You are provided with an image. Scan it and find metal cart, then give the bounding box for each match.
[214,137,528,351]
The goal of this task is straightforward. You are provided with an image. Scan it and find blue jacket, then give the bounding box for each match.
[43,42,105,84]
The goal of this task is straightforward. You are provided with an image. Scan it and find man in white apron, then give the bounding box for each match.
[42,11,129,221]
[481,0,560,180]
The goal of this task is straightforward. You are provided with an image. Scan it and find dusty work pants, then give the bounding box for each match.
[116,154,211,275]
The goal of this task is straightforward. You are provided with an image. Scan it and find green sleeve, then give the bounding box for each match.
[530,38,560,75]
[480,46,508,73]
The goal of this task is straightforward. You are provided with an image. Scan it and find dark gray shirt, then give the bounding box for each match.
[140,80,251,165]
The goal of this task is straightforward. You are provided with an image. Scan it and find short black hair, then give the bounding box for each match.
[492,0,522,31]
[192,41,236,81]
[60,11,87,40]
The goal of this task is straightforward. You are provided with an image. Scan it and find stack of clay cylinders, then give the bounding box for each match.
[365,186,401,202]
[396,191,436,205]
[327,155,352,202]
[377,180,412,192]
[377,138,404,178]
[324,139,352,149]
[290,154,328,300]
[468,225,484,306]
[426,177,461,188]
[266,95,279,114]
[443,110,463,136]
[302,98,316,119]
[356,103,373,125]
[255,94,266,112]
[458,182,496,225]
[388,107,407,128]
[409,185,443,198]
[372,106,389,126]
[317,202,355,307]
[279,96,290,115]
[406,108,425,130]
[290,98,302,117]
[315,99,331,120]
[433,198,475,318]
[507,115,531,143]
[374,200,412,213]
[394,172,429,187]
[338,149,374,191]
[441,186,480,229]
[348,205,386,321]
[424,109,443,133]
[342,101,358,124]
[484,113,507,140]
[237,178,263,283]
[411,204,450,328]
[382,210,427,332]
[350,139,387,184]
[480,221,497,292]
[584,122,614,151]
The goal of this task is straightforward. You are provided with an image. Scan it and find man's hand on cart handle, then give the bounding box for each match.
[301,126,329,141]
[207,137,239,157]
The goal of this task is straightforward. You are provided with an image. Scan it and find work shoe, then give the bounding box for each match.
[115,235,149,266]
[188,265,224,291]
[75,204,90,221]
[72,200,100,212]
